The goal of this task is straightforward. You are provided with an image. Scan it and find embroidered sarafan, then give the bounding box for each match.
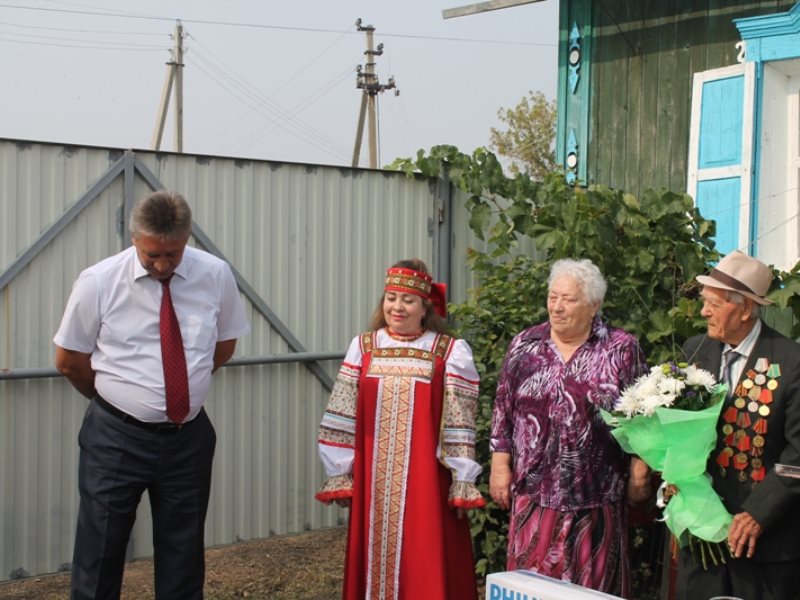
[316,328,483,600]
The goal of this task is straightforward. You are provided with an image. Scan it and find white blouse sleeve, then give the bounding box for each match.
[315,336,362,504]
[440,338,485,509]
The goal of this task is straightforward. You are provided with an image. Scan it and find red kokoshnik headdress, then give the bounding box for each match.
[384,267,448,318]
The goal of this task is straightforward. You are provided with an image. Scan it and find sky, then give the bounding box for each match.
[0,0,559,168]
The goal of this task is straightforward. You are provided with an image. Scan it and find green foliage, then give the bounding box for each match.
[391,145,800,581]
[489,90,557,180]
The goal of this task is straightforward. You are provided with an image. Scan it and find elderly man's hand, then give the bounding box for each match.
[728,511,763,558]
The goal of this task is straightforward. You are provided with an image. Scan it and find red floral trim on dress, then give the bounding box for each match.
[448,480,486,509]
[315,473,354,505]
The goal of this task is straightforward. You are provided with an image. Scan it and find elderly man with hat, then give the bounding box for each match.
[676,251,800,600]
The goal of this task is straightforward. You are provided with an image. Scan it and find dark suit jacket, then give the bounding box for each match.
[683,323,800,562]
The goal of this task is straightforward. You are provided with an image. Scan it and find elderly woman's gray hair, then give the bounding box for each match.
[547,258,607,306]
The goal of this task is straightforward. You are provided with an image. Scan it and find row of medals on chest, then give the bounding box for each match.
[716,358,781,485]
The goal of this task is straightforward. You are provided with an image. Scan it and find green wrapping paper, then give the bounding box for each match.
[601,396,732,544]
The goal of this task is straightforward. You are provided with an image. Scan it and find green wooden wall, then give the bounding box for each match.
[562,0,796,196]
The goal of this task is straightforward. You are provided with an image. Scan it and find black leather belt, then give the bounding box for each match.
[94,395,197,433]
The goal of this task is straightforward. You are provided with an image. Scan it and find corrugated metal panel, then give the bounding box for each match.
[1,141,127,579]
[1,139,495,580]
[125,151,439,558]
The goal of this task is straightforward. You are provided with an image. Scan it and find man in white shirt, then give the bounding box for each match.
[54,190,250,600]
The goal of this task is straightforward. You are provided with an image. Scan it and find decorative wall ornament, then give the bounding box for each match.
[557,2,590,189]
[736,41,746,63]
[569,22,581,95]
[566,129,578,184]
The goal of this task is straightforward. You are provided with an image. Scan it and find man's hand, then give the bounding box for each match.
[55,346,96,398]
[213,339,237,373]
[489,452,513,510]
[654,482,679,509]
[728,511,763,558]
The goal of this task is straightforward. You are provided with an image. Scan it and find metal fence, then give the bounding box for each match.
[0,138,499,581]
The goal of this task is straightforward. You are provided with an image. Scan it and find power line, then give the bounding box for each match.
[686,183,800,255]
[185,48,355,163]
[187,24,349,107]
[188,58,352,164]
[186,44,354,158]
[0,27,164,48]
[0,3,556,47]
[222,64,361,161]
[0,34,162,50]
[0,18,164,35]
[38,0,159,18]
[0,8,362,162]
[697,186,799,221]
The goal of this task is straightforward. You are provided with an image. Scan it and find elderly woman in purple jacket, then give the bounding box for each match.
[489,258,649,598]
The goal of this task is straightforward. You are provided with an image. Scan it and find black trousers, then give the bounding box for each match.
[71,399,216,600]
[675,544,800,600]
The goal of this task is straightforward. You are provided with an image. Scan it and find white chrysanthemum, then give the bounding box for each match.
[634,372,661,399]
[615,361,718,419]
[683,364,716,391]
[615,388,641,418]
[657,376,685,401]
[640,394,663,417]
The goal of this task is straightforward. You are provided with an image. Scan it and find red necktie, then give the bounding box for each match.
[160,276,190,423]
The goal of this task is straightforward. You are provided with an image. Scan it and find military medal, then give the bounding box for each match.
[715,359,780,485]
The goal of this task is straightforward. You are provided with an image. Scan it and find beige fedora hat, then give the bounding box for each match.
[696,250,774,305]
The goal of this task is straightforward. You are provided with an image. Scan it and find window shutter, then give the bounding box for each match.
[687,62,756,255]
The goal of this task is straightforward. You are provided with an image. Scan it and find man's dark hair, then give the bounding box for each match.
[130,190,192,241]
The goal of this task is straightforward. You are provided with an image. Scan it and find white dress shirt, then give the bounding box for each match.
[722,318,762,389]
[54,245,250,422]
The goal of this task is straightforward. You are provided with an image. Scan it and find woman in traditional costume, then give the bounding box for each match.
[489,258,649,597]
[316,259,485,600]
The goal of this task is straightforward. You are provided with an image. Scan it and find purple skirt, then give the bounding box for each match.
[507,495,630,598]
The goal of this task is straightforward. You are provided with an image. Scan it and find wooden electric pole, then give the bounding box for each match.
[152,20,185,152]
[352,19,398,169]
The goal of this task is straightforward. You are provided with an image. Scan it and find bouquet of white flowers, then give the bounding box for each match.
[602,362,731,562]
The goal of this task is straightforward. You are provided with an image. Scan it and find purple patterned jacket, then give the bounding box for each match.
[491,318,646,510]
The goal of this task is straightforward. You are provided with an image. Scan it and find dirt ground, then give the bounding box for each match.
[0,527,347,600]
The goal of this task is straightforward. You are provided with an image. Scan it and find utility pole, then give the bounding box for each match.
[152,20,185,152]
[352,19,398,169]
